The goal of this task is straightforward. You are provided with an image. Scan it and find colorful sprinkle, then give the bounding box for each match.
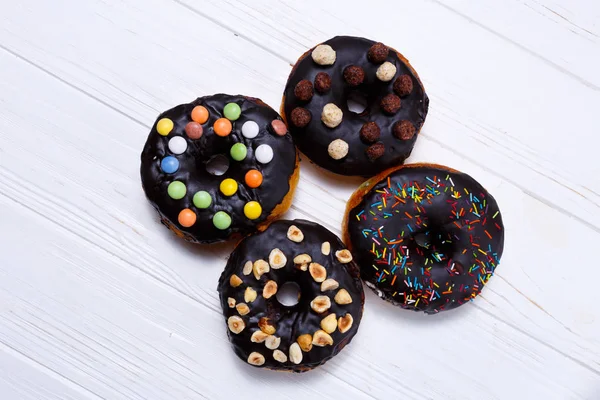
[178,209,196,227]
[168,136,187,154]
[255,144,274,164]
[185,122,203,139]
[167,181,186,200]
[242,121,259,138]
[213,211,232,230]
[230,143,248,161]
[244,170,263,188]
[161,156,179,174]
[213,118,232,137]
[193,191,212,209]
[223,103,241,121]
[220,178,238,196]
[243,201,262,220]
[191,106,209,124]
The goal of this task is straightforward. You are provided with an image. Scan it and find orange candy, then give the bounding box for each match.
[191,106,209,124]
[245,170,263,188]
[178,208,197,227]
[213,118,232,137]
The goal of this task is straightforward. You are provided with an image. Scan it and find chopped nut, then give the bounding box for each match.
[229,274,243,287]
[273,349,287,363]
[334,289,353,305]
[263,280,278,299]
[227,316,245,334]
[253,259,270,280]
[310,295,332,313]
[335,249,353,263]
[258,317,276,335]
[236,303,250,316]
[227,297,236,308]
[376,61,397,82]
[289,342,303,364]
[311,44,336,66]
[321,103,343,128]
[244,287,257,303]
[242,261,253,276]
[338,314,354,333]
[321,279,339,292]
[312,330,334,347]
[297,263,308,271]
[287,225,304,242]
[268,248,287,269]
[297,334,313,352]
[293,254,312,265]
[321,242,331,255]
[327,139,349,160]
[265,335,281,350]
[309,263,327,282]
[320,313,337,334]
[247,352,265,366]
[251,330,269,343]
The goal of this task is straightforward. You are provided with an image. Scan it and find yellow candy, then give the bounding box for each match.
[157,118,174,136]
[220,178,238,196]
[244,201,262,220]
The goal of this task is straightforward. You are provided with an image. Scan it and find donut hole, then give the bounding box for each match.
[276,282,301,306]
[346,92,368,115]
[412,229,456,265]
[206,154,230,176]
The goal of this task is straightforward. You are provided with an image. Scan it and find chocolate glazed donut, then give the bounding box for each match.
[141,94,299,244]
[282,36,429,176]
[218,220,365,372]
[343,164,504,314]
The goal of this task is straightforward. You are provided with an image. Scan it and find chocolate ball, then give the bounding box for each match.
[343,65,365,86]
[393,120,416,140]
[366,142,385,161]
[291,107,312,128]
[368,42,389,64]
[359,122,381,144]
[380,94,401,114]
[393,75,413,97]
[294,80,314,101]
[314,72,332,94]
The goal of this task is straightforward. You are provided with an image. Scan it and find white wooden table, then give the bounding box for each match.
[1,0,599,399]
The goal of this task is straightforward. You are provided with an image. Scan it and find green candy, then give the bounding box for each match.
[213,211,232,230]
[167,181,186,200]
[193,191,212,209]
[223,103,241,121]
[230,143,247,161]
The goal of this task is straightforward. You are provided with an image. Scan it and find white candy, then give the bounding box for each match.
[312,44,336,66]
[376,61,397,82]
[255,144,274,164]
[168,136,187,154]
[242,121,259,139]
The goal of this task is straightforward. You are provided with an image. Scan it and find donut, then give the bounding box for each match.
[343,164,504,314]
[282,36,429,176]
[217,219,364,372]
[141,94,299,244]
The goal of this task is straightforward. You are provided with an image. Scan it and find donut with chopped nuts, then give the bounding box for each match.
[217,219,365,372]
[282,36,429,176]
[141,94,299,244]
[342,163,505,314]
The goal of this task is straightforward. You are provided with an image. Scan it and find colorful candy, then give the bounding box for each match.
[213,211,232,230]
[168,136,187,154]
[193,191,212,209]
[191,106,209,124]
[185,122,203,139]
[156,118,174,136]
[220,178,238,196]
[214,118,233,137]
[255,144,274,164]
[271,120,287,136]
[242,121,259,138]
[161,156,179,174]
[230,143,248,161]
[167,181,186,199]
[223,103,242,121]
[178,208,197,227]
[243,201,262,220]
[244,170,263,188]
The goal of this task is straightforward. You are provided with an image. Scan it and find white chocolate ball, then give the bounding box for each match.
[311,45,336,66]
[328,139,349,160]
[376,61,397,82]
[168,136,187,154]
[242,120,259,139]
[321,103,343,128]
[255,144,274,164]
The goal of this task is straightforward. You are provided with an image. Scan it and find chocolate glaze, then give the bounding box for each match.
[345,165,504,314]
[283,36,429,176]
[218,220,365,372]
[141,94,297,244]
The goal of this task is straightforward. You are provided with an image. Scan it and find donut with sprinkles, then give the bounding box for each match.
[218,220,365,371]
[343,164,504,314]
[141,94,299,244]
[282,36,429,176]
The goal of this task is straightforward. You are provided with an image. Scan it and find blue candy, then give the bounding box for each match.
[161,156,179,174]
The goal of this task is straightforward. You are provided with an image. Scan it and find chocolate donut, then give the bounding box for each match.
[282,36,429,176]
[343,164,504,314]
[141,94,299,244]
[217,219,364,372]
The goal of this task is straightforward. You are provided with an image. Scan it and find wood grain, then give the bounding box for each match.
[1,0,599,399]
